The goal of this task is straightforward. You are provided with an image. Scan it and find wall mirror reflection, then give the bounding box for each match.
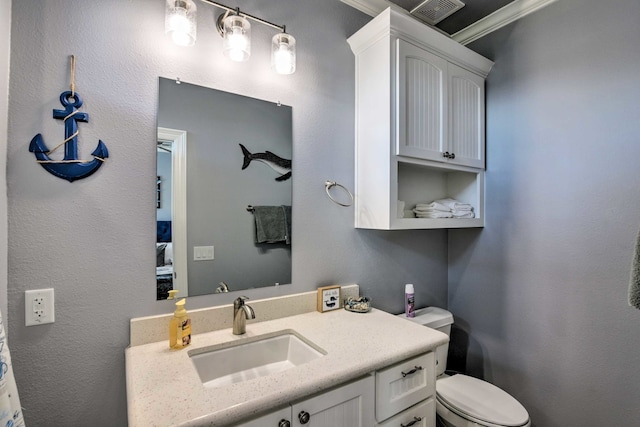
[156,77,292,300]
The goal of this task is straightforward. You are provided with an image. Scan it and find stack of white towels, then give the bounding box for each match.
[412,198,475,219]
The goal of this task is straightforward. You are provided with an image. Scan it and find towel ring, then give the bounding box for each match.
[325,180,354,207]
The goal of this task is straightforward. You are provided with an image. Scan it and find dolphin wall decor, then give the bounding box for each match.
[239,143,291,181]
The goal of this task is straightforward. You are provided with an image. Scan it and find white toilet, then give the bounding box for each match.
[398,307,531,427]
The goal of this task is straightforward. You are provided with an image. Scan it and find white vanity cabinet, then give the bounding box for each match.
[375,352,436,426]
[291,374,375,426]
[347,7,493,230]
[235,406,291,427]
[236,352,437,427]
[235,375,375,427]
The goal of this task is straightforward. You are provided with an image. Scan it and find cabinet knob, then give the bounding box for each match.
[443,151,450,158]
[278,419,291,427]
[298,411,310,424]
[450,152,455,159]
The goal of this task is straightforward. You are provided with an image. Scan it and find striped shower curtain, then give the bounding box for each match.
[0,310,25,426]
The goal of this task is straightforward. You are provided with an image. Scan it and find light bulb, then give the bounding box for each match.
[165,0,196,47]
[223,15,251,62]
[271,33,296,75]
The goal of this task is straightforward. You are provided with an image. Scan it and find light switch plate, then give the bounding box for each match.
[25,288,55,326]
[193,246,214,261]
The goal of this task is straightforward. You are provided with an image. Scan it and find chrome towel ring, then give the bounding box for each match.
[325,180,354,207]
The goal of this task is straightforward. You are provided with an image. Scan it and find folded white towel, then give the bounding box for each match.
[413,207,449,213]
[435,198,473,211]
[415,202,450,212]
[452,211,475,219]
[413,210,453,218]
[397,200,406,218]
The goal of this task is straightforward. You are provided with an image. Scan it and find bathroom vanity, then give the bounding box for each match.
[125,289,447,426]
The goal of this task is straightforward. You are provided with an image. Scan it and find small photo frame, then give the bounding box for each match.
[317,285,341,313]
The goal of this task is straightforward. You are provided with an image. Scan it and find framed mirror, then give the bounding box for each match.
[156,77,292,300]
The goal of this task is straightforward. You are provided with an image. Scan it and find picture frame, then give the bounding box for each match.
[317,285,341,313]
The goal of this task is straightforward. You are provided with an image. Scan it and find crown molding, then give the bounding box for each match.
[341,0,559,45]
[452,0,559,45]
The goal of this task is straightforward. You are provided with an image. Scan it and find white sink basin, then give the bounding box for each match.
[189,330,326,388]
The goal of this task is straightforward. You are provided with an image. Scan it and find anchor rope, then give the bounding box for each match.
[70,55,76,97]
[37,55,95,163]
[34,55,107,169]
[46,110,80,154]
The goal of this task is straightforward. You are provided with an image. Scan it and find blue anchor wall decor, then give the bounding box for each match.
[29,90,108,182]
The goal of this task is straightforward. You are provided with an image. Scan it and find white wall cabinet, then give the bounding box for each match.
[348,6,493,230]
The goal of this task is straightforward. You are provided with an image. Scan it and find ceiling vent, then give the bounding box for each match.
[410,0,465,25]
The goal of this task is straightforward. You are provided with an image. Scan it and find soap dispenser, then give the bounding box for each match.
[169,298,191,350]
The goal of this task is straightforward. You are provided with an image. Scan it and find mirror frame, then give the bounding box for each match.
[157,127,188,297]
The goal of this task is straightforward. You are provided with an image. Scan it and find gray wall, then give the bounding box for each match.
[158,78,292,296]
[7,0,448,425]
[449,0,640,425]
[0,0,10,325]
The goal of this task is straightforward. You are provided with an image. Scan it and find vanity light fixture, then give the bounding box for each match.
[165,0,197,47]
[165,0,296,75]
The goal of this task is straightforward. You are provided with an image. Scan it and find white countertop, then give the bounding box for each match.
[125,308,448,427]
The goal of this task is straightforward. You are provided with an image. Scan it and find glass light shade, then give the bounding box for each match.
[271,33,296,75]
[165,0,197,47]
[223,15,251,62]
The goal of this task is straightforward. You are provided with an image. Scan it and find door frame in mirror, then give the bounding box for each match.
[158,127,188,297]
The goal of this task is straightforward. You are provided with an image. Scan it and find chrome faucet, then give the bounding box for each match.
[233,296,255,335]
[215,281,229,293]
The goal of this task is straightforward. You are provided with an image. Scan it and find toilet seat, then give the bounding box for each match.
[436,375,530,427]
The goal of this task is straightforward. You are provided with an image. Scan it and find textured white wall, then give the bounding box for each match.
[449,0,640,425]
[0,0,9,325]
[7,0,448,425]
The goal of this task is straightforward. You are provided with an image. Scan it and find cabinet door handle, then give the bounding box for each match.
[278,419,291,427]
[401,365,423,377]
[298,411,310,424]
[449,152,455,159]
[401,416,423,427]
[443,151,450,158]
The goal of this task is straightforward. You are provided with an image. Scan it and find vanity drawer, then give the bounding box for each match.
[375,352,435,422]
[376,398,436,427]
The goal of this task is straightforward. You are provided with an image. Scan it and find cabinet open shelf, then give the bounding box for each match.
[355,158,484,230]
[395,160,484,229]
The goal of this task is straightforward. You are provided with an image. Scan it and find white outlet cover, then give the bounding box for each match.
[25,288,55,326]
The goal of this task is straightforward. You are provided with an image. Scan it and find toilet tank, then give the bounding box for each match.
[397,307,454,377]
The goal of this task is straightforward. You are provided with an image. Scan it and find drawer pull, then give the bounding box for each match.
[401,365,423,377]
[401,416,423,427]
[278,420,291,427]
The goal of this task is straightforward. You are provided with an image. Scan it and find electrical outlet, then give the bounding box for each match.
[25,288,55,326]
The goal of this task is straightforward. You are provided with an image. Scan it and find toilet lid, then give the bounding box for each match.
[436,375,529,427]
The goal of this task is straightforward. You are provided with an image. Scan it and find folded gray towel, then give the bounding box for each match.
[629,227,640,309]
[253,205,291,244]
[282,205,292,245]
